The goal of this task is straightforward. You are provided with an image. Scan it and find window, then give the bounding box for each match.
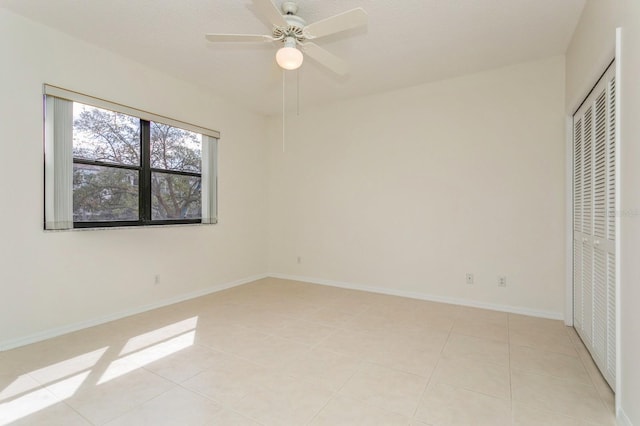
[44,85,219,230]
[72,104,203,226]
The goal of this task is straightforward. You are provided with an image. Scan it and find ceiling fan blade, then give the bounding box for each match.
[205,34,274,43]
[302,42,349,75]
[252,0,288,29]
[304,8,368,39]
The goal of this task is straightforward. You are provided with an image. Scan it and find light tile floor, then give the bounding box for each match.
[0,278,616,425]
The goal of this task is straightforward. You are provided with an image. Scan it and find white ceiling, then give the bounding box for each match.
[1,0,585,115]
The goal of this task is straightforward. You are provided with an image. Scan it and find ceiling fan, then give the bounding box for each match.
[205,0,368,75]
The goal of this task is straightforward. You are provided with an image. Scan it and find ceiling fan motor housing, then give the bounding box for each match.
[272,2,306,42]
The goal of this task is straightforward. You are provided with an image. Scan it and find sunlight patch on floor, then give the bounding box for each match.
[119,317,199,356]
[0,316,199,424]
[0,372,90,425]
[98,330,195,385]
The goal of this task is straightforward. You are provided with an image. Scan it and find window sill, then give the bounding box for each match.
[44,221,216,232]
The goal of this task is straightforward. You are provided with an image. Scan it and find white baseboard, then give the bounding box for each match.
[618,408,633,426]
[268,272,564,320]
[0,273,268,352]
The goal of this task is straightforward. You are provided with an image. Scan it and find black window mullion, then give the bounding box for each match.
[140,120,152,223]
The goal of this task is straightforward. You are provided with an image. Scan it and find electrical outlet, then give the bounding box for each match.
[154,275,160,285]
[498,275,507,287]
[297,256,302,264]
[466,273,474,285]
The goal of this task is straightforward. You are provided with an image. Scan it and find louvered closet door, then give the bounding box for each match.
[573,62,616,390]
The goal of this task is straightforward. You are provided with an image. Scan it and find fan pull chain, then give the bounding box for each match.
[297,68,300,116]
[282,69,286,153]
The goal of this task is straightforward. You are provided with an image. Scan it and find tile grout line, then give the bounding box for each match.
[303,325,371,425]
[171,367,268,425]
[302,362,364,425]
[409,309,457,421]
[566,325,615,414]
[100,382,181,425]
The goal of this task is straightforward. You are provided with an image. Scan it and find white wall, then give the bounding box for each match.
[268,56,566,318]
[566,1,639,424]
[565,0,620,110]
[0,9,269,349]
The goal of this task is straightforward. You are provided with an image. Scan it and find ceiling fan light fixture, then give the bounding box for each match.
[276,37,303,70]
[205,1,368,75]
